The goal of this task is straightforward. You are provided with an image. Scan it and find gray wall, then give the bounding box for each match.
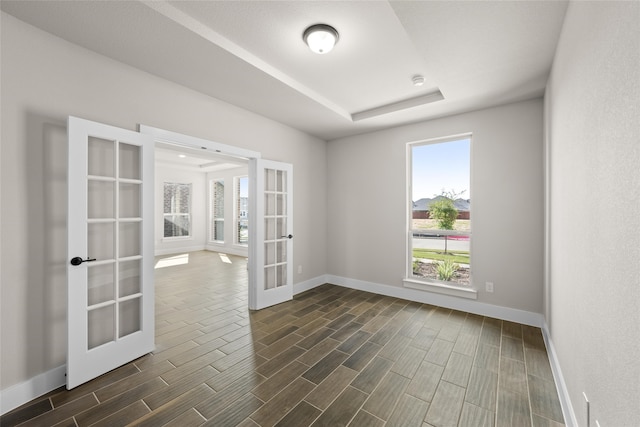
[327,99,544,313]
[0,12,327,390]
[545,2,640,426]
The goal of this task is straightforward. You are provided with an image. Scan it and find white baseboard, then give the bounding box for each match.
[326,275,544,327]
[542,322,577,427]
[1,365,66,416]
[154,244,206,256]
[294,275,328,295]
[204,245,248,258]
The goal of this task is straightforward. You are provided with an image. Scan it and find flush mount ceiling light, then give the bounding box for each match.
[303,24,339,54]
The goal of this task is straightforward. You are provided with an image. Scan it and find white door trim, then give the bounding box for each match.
[138,125,261,160]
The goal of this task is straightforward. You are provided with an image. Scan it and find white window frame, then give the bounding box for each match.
[404,134,476,299]
[209,178,225,243]
[163,181,192,240]
[235,175,249,246]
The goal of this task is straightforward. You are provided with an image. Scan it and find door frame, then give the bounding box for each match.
[139,125,265,306]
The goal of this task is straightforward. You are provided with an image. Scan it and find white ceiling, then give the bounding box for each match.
[1,0,569,141]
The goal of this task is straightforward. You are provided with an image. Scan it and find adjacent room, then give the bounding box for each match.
[1,1,638,426]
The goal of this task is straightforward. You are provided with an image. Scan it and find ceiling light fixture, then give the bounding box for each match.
[303,24,339,54]
[412,75,425,87]
[178,154,186,158]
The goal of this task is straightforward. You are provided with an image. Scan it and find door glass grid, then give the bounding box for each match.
[263,168,288,291]
[86,138,143,350]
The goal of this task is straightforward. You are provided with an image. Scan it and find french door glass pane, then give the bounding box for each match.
[119,222,141,258]
[88,222,114,260]
[265,242,275,265]
[277,194,286,215]
[88,181,114,219]
[277,241,286,263]
[277,264,287,288]
[119,183,141,218]
[119,259,141,297]
[277,218,286,237]
[119,143,140,180]
[265,217,275,240]
[265,169,276,191]
[265,193,276,216]
[265,266,276,290]
[88,305,115,349]
[88,137,114,177]
[119,298,141,338]
[88,264,114,306]
[277,170,285,192]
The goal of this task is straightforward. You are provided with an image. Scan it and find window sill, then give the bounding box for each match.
[403,278,477,300]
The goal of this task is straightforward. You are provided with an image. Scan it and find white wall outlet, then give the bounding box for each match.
[298,265,302,274]
[485,282,494,292]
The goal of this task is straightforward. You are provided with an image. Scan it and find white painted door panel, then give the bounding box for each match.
[67,117,154,389]
[249,159,293,310]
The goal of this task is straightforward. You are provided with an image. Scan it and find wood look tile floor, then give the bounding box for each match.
[2,251,565,427]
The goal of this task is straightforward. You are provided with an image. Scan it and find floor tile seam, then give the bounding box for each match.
[247,378,317,427]
[423,378,465,426]
[520,332,536,427]
[360,408,387,425]
[97,379,168,417]
[404,386,434,406]
[167,341,229,365]
[337,386,373,427]
[494,322,505,427]
[358,370,411,420]
[256,333,306,360]
[82,398,143,427]
[250,375,315,408]
[48,390,91,411]
[460,319,485,413]
[7,398,56,427]
[192,383,254,422]
[190,406,208,424]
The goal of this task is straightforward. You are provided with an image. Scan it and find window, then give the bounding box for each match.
[209,179,225,242]
[408,136,471,286]
[163,182,191,238]
[236,176,248,245]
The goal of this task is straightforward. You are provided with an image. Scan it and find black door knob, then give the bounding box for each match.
[70,256,96,266]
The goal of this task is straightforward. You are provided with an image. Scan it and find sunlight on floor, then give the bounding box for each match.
[155,253,189,269]
[219,253,232,264]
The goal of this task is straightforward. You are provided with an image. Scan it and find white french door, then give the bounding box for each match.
[249,159,294,310]
[67,117,155,389]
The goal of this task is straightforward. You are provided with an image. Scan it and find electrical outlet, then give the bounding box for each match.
[485,282,494,292]
[298,265,302,274]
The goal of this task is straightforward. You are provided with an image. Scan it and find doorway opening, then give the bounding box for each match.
[141,125,295,311]
[154,140,250,260]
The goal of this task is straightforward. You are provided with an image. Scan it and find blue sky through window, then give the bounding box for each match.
[412,138,470,200]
